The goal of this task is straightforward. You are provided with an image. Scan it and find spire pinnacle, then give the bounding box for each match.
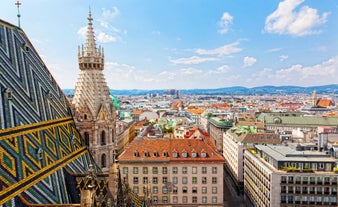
[85,9,96,56]
[15,0,21,28]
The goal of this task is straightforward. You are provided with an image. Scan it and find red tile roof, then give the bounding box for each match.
[118,137,225,163]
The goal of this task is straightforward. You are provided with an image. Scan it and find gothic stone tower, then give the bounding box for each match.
[72,11,116,172]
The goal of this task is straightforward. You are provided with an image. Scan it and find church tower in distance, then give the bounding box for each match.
[72,10,116,172]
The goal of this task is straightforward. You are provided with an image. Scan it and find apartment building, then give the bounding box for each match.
[223,126,280,191]
[118,137,225,206]
[244,144,338,207]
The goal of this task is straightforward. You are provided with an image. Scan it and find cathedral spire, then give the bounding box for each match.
[78,10,104,71]
[85,10,97,56]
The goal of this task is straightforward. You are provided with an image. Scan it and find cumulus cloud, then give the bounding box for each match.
[170,56,218,65]
[250,56,338,86]
[208,65,230,74]
[264,0,329,36]
[218,12,233,34]
[243,56,257,67]
[77,26,87,39]
[195,42,242,56]
[99,7,120,28]
[97,32,117,43]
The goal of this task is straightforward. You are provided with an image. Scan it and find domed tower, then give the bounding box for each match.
[72,11,116,172]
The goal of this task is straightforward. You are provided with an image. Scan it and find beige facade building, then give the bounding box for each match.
[244,144,338,207]
[118,137,225,206]
[72,11,116,172]
[223,126,280,191]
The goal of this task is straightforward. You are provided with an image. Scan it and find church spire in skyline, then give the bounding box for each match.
[78,9,104,70]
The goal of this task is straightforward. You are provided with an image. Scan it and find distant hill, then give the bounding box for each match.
[63,84,338,96]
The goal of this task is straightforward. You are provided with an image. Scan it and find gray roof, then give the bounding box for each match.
[256,144,337,162]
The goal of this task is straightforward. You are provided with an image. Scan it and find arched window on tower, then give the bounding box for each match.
[111,129,114,143]
[84,132,90,147]
[101,154,106,168]
[101,130,106,145]
[84,114,87,120]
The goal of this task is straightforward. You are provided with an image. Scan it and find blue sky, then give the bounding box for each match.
[1,0,338,90]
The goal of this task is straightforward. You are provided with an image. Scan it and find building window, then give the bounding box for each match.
[192,187,197,193]
[182,151,188,157]
[152,167,158,174]
[202,187,207,194]
[212,177,217,184]
[153,177,158,184]
[173,196,178,203]
[182,187,188,193]
[182,177,188,184]
[212,167,217,174]
[133,167,138,174]
[162,177,167,184]
[143,167,148,174]
[133,177,138,184]
[162,167,168,174]
[192,167,197,174]
[201,152,207,157]
[153,196,158,204]
[172,167,178,174]
[143,177,148,184]
[153,186,158,194]
[212,196,217,203]
[202,196,207,203]
[162,186,168,194]
[123,167,128,174]
[162,196,168,204]
[202,167,207,174]
[182,167,187,174]
[192,196,198,203]
[84,132,90,146]
[101,130,106,145]
[173,187,178,194]
[183,196,188,203]
[192,152,197,157]
[192,177,197,184]
[202,177,207,184]
[133,186,139,194]
[212,187,217,194]
[173,177,178,184]
[101,154,106,168]
[173,152,178,157]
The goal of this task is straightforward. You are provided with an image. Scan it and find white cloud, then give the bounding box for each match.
[279,55,288,61]
[243,56,257,67]
[268,48,282,52]
[158,71,176,80]
[99,7,120,28]
[208,65,230,74]
[180,67,203,75]
[264,0,329,36]
[97,32,117,43]
[77,26,87,40]
[250,56,338,86]
[218,12,233,34]
[170,56,218,65]
[195,42,242,56]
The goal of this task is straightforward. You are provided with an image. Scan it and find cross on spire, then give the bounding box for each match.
[15,0,22,27]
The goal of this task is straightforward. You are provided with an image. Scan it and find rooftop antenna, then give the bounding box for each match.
[15,0,22,28]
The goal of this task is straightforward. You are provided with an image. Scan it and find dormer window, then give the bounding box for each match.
[163,151,168,157]
[182,151,188,158]
[201,152,207,158]
[173,151,178,158]
[153,151,159,157]
[192,152,197,158]
[134,151,139,157]
[144,151,149,157]
[4,88,13,100]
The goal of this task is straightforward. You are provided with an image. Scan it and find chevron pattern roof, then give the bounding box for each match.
[0,19,104,206]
